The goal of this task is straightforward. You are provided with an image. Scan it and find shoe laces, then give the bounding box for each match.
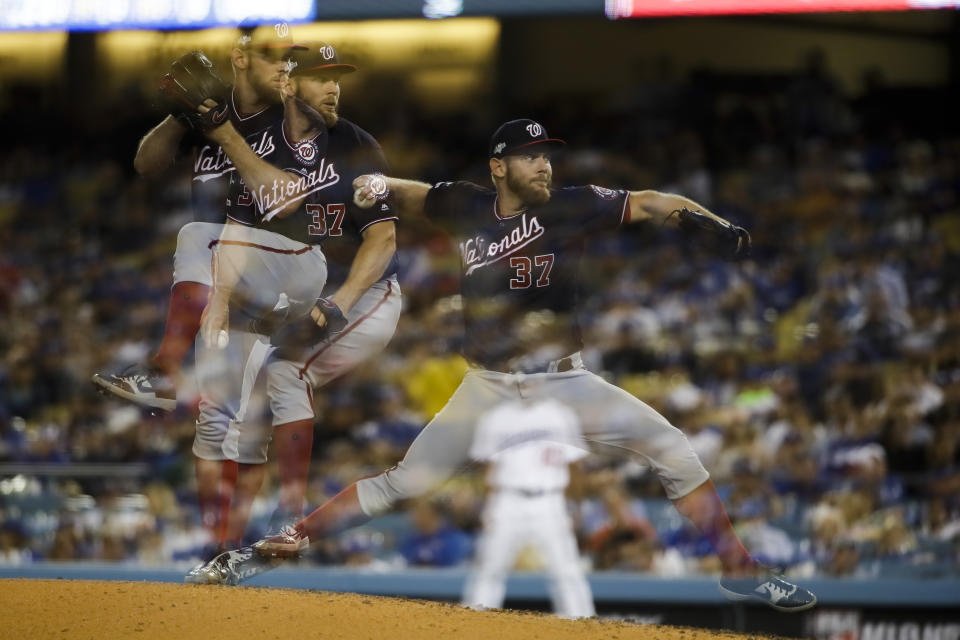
[279,524,302,540]
[113,366,153,386]
[224,548,253,568]
[757,578,796,603]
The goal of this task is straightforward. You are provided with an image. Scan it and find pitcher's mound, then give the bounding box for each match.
[1,578,765,640]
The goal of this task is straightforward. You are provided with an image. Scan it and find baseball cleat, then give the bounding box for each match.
[91,363,176,412]
[265,507,300,537]
[184,546,281,586]
[719,571,817,612]
[253,524,309,559]
[184,560,215,584]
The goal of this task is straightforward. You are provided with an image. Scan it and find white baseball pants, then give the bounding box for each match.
[462,491,595,619]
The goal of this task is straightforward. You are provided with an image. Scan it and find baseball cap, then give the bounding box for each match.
[489,118,565,158]
[236,21,305,56]
[288,42,357,77]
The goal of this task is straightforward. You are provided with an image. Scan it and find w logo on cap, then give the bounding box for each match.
[489,118,565,158]
[320,45,335,60]
[274,22,289,38]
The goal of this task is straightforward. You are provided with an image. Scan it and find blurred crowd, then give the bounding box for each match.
[1,51,958,580]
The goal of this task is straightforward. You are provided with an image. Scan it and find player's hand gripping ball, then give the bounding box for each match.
[159,51,230,133]
[353,174,390,209]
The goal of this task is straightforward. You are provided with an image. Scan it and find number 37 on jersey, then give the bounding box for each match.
[306,203,346,237]
[510,253,554,289]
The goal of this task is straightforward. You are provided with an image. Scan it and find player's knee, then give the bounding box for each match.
[651,436,710,499]
[236,432,271,464]
[173,222,217,286]
[356,477,393,517]
[177,222,220,251]
[266,362,315,424]
[192,422,227,460]
[356,466,436,517]
[176,221,214,252]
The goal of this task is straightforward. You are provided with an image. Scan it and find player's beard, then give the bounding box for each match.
[252,75,285,105]
[294,86,338,127]
[312,100,338,127]
[506,170,551,206]
[317,104,338,127]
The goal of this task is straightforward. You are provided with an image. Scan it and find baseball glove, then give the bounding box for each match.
[159,51,229,132]
[673,207,751,258]
[253,298,349,361]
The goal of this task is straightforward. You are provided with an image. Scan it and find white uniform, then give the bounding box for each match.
[461,398,595,619]
[192,224,328,463]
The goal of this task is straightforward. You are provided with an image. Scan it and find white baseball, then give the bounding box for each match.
[217,329,229,349]
[353,188,375,209]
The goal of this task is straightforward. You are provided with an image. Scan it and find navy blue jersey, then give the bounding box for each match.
[190,90,282,223]
[226,116,399,287]
[424,181,630,368]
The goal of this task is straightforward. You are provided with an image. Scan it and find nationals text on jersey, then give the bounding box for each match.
[193,130,277,182]
[462,212,545,276]
[260,159,341,221]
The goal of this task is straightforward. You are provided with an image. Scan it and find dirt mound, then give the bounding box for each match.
[0,578,766,640]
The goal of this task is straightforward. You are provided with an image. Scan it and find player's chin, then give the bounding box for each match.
[526,183,551,205]
[261,86,285,104]
[319,106,338,127]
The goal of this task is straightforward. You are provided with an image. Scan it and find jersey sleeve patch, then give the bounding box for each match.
[589,185,620,200]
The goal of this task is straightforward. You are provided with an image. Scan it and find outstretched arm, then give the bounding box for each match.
[627,190,719,226]
[628,189,750,256]
[353,175,431,219]
[134,116,187,177]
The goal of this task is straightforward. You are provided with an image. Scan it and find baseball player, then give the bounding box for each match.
[93,23,296,410]
[92,24,303,564]
[94,30,400,575]
[241,41,401,537]
[183,42,401,583]
[461,398,595,619]
[205,118,816,612]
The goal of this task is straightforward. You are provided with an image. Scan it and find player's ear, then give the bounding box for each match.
[282,76,296,97]
[489,157,506,179]
[231,48,248,71]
